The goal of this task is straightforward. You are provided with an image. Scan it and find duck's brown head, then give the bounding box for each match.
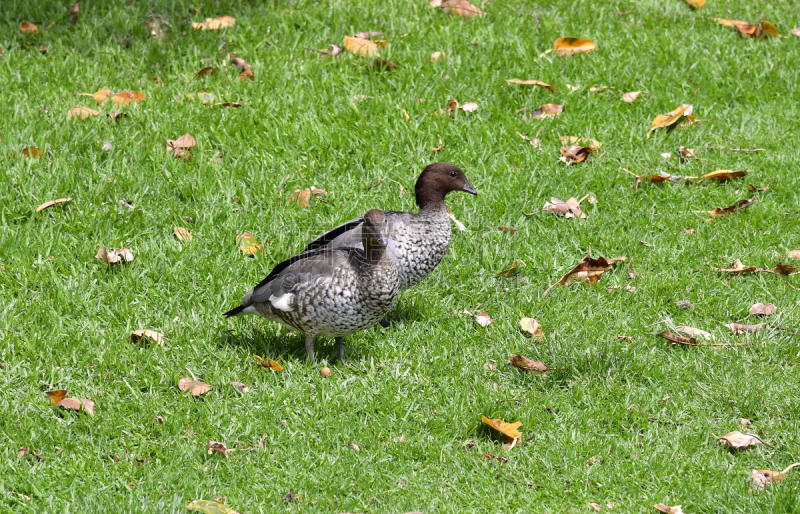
[414,162,477,208]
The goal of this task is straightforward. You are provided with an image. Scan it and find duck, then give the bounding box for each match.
[224,209,399,362]
[303,162,477,291]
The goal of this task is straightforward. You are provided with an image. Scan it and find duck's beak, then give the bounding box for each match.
[462,181,478,195]
[377,235,389,246]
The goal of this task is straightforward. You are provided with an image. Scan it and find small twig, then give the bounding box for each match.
[786,281,798,290]
[185,367,197,381]
[495,396,533,403]
[363,177,386,191]
[780,463,800,475]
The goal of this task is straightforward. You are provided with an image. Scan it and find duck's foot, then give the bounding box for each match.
[305,335,316,362]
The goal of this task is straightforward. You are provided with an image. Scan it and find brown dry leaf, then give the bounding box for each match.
[655,330,699,346]
[647,104,693,138]
[431,0,486,18]
[230,382,249,393]
[685,0,705,8]
[289,189,312,208]
[606,285,636,292]
[622,91,642,103]
[353,31,384,39]
[254,355,283,371]
[541,197,587,219]
[519,318,544,340]
[36,197,72,212]
[342,36,381,57]
[178,378,211,396]
[475,312,493,327]
[678,146,701,161]
[186,500,241,514]
[21,21,39,33]
[69,2,79,25]
[496,260,525,277]
[236,232,263,256]
[654,505,685,514]
[788,250,800,260]
[717,431,773,449]
[749,464,800,491]
[45,390,95,415]
[589,504,602,512]
[174,227,193,242]
[543,256,625,296]
[560,136,602,151]
[553,37,596,56]
[707,198,757,217]
[792,27,800,37]
[748,183,770,192]
[509,355,551,374]
[67,106,99,121]
[725,323,767,334]
[749,303,777,316]
[498,225,518,235]
[192,16,236,30]
[504,78,555,92]
[735,21,781,39]
[110,90,145,108]
[675,325,713,340]
[95,246,134,264]
[589,86,614,93]
[430,51,446,62]
[194,66,219,79]
[530,104,563,119]
[700,170,747,181]
[713,259,757,274]
[517,132,541,148]
[77,88,113,103]
[22,146,44,157]
[319,44,343,59]
[482,416,523,440]
[773,262,798,276]
[559,145,595,164]
[166,133,196,160]
[207,441,229,458]
[230,54,254,81]
[431,140,444,153]
[131,329,165,346]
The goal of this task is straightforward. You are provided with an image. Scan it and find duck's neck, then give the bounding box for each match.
[415,188,448,217]
[363,238,388,264]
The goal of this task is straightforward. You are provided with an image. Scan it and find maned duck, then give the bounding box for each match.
[224,209,399,362]
[303,162,477,290]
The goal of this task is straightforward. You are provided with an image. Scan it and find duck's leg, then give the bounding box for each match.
[335,337,345,362]
[305,334,316,362]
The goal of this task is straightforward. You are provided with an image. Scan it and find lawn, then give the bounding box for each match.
[2,0,800,512]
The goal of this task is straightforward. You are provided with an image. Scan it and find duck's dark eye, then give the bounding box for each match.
[449,171,457,178]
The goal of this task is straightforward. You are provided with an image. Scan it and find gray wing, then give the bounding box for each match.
[246,249,350,305]
[304,216,365,252]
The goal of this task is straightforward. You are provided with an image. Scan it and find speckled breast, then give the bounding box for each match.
[389,215,452,289]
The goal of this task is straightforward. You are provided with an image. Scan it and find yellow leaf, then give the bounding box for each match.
[178,378,211,396]
[647,104,692,138]
[504,78,555,92]
[186,500,241,514]
[67,106,99,121]
[22,146,44,157]
[174,227,193,242]
[21,21,38,33]
[684,0,705,8]
[553,37,596,56]
[192,16,236,30]
[254,355,283,371]
[236,232,263,256]
[519,318,544,341]
[131,329,165,346]
[497,260,526,277]
[482,416,523,439]
[342,36,380,57]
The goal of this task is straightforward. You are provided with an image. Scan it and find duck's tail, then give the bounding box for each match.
[223,305,246,317]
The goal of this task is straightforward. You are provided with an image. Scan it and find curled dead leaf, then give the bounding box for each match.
[530,103,563,119]
[178,378,211,397]
[192,16,236,30]
[716,431,773,449]
[538,197,587,219]
[749,303,776,316]
[559,145,594,164]
[254,355,283,371]
[482,416,523,440]
[131,329,165,346]
[45,390,95,415]
[95,245,134,264]
[714,259,757,274]
[230,54,254,80]
[735,21,781,39]
[236,232,263,256]
[21,21,39,33]
[685,0,705,8]
[560,136,602,151]
[509,355,551,374]
[543,256,625,296]
[497,225,518,235]
[230,382,249,393]
[647,104,693,138]
[519,318,543,340]
[475,312,492,327]
[553,37,596,56]
[110,90,145,108]
[167,133,196,160]
[699,170,747,181]
[342,36,381,57]
[707,198,757,217]
[193,66,219,79]
[654,505,685,514]
[675,325,713,340]
[174,227,193,242]
[207,441,229,458]
[67,106,99,121]
[656,330,699,346]
[725,323,767,334]
[36,197,72,212]
[496,260,525,277]
[622,91,642,103]
[504,78,555,92]
[749,463,800,491]
[22,146,44,157]
[431,0,485,18]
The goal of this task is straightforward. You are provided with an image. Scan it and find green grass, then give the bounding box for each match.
[2,0,800,512]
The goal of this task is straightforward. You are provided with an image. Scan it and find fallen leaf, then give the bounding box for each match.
[431,0,486,18]
[749,463,800,491]
[516,131,541,148]
[707,198,757,217]
[319,44,343,59]
[131,329,165,346]
[230,382,249,393]
[559,145,595,164]
[590,504,602,512]
[446,205,467,231]
[509,354,551,374]
[475,313,493,327]
[178,378,211,397]
[497,225,518,235]
[654,505,684,514]
[194,66,219,79]
[539,197,587,219]
[678,146,701,161]
[699,170,747,181]
[67,106,99,121]
[460,101,479,113]
[186,499,241,514]
[77,88,113,103]
[289,189,312,208]
[482,416,523,439]
[353,31,384,39]
[518,318,544,340]
[192,16,236,30]
[496,260,525,277]
[773,262,798,276]
[342,36,380,57]
[230,54,253,80]
[45,390,95,415]
[605,285,637,292]
[167,133,196,160]
[655,330,699,346]
[254,355,283,371]
[22,146,44,157]
[174,227,193,242]
[430,51,446,62]
[675,325,713,340]
[110,90,145,108]
[560,136,602,151]
[717,431,773,449]
[589,86,614,93]
[789,250,800,260]
[622,91,641,103]
[21,20,38,33]
[530,103,563,119]
[207,441,229,458]
[69,2,79,25]
[543,256,625,296]
[647,104,693,138]
[725,323,767,334]
[713,259,756,274]
[504,78,555,92]
[749,303,777,316]
[235,232,263,256]
[107,112,127,119]
[95,246,134,264]
[431,140,444,153]
[792,27,800,37]
[685,0,705,8]
[553,37,596,56]
[735,21,781,39]
[748,183,770,192]
[282,492,297,502]
[36,197,72,212]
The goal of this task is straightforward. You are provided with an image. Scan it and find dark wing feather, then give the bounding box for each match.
[247,248,331,303]
[304,217,364,251]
